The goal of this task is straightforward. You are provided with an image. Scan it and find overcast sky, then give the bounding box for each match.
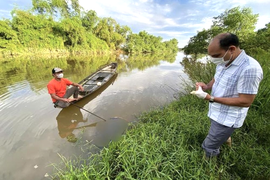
[1,0,269,47]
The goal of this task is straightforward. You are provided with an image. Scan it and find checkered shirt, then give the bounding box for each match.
[208,50,263,128]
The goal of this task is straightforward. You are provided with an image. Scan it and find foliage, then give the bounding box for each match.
[180,57,215,84]
[32,0,81,18]
[212,6,258,42]
[0,19,20,50]
[53,91,270,179]
[248,50,270,115]
[164,38,179,53]
[247,22,270,53]
[183,6,263,58]
[126,31,178,54]
[123,51,177,71]
[183,29,213,58]
[81,10,99,32]
[93,17,131,50]
[85,32,109,51]
[58,16,87,48]
[32,0,54,16]
[11,9,64,49]
[0,1,178,57]
[0,54,119,95]
[0,51,178,95]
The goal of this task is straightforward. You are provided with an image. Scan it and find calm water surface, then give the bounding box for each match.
[0,52,188,179]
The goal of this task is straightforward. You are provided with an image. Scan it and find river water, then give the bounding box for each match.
[0,52,189,179]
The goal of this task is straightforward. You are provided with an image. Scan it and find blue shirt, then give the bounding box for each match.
[208,50,263,128]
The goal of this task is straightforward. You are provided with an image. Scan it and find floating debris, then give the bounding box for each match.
[34,165,38,169]
[44,173,49,177]
[71,120,77,123]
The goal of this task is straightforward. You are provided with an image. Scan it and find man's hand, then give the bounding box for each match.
[72,83,84,91]
[195,82,208,91]
[190,86,208,99]
[62,98,72,103]
[51,94,73,103]
[78,85,84,91]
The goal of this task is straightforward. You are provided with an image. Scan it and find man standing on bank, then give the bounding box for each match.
[191,33,263,158]
[47,67,84,108]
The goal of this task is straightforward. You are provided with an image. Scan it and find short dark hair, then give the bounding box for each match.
[219,33,239,50]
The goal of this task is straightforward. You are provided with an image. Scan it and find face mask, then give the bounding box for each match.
[210,50,232,65]
[56,73,64,78]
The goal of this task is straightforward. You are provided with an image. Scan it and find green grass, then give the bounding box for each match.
[53,95,270,179]
[53,51,270,180]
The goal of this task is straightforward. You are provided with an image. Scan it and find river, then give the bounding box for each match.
[0,52,189,180]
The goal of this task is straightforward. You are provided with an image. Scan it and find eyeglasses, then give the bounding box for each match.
[55,71,63,74]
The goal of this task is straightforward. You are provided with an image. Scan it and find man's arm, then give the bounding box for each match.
[72,82,84,91]
[205,93,256,107]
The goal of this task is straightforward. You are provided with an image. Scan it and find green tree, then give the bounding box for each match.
[58,16,87,48]
[164,38,179,53]
[94,18,111,46]
[0,19,20,50]
[183,29,211,58]
[126,33,143,53]
[126,31,178,54]
[11,9,64,49]
[94,17,127,50]
[117,25,132,39]
[32,0,54,16]
[114,25,132,49]
[212,6,258,41]
[81,10,99,32]
[183,7,259,57]
[85,32,109,50]
[1,0,178,56]
[254,23,270,52]
[32,0,81,18]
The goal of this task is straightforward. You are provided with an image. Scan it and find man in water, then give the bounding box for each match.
[47,67,84,108]
[191,33,263,158]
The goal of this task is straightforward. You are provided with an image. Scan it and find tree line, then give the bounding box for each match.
[0,0,179,57]
[183,6,270,58]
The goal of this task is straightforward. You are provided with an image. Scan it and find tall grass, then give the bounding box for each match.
[53,95,270,179]
[53,50,270,179]
[250,50,270,115]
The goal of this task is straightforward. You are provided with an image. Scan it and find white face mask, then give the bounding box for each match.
[210,50,232,65]
[56,73,64,78]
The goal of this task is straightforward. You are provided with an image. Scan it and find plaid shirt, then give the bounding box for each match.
[208,50,263,128]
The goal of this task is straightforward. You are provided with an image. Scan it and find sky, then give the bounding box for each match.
[0,0,269,48]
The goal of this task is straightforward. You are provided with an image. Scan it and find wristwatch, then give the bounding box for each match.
[209,96,215,103]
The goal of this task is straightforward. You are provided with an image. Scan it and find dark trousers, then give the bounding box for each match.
[54,86,79,108]
[202,119,235,157]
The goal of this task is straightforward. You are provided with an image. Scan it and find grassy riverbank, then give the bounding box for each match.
[53,51,270,179]
[53,97,270,179]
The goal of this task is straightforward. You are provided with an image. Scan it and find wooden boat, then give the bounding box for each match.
[70,62,118,100]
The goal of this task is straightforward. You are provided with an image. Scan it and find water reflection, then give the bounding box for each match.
[0,52,184,180]
[124,52,177,71]
[56,106,89,143]
[0,52,177,95]
[0,55,117,95]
